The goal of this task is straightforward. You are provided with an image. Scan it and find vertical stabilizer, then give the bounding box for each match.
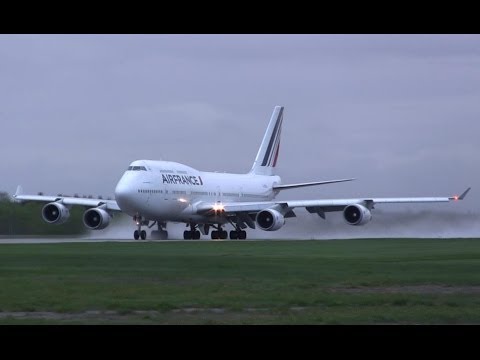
[15,185,23,197]
[250,106,284,176]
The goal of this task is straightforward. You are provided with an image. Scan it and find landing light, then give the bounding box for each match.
[453,195,459,201]
[178,198,188,203]
[213,203,225,212]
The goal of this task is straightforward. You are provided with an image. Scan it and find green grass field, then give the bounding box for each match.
[0,238,479,324]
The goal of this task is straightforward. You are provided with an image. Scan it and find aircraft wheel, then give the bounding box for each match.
[211,230,219,240]
[239,231,247,240]
[229,231,238,240]
[221,230,228,239]
[194,231,201,240]
[140,230,147,240]
[134,230,140,240]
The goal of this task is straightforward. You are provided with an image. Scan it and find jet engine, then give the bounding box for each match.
[42,202,70,224]
[343,204,372,226]
[256,209,285,231]
[83,208,111,230]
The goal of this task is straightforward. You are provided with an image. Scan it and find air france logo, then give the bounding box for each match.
[162,174,204,186]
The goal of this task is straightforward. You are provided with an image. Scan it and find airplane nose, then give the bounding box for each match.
[114,179,133,212]
[115,183,125,200]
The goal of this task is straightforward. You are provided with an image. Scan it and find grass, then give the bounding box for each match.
[0,238,480,324]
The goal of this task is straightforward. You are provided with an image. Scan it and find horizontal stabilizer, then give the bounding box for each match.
[273,178,355,191]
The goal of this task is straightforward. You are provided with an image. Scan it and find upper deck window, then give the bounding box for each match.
[127,166,147,171]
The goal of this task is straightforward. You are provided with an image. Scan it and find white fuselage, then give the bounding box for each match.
[114,160,281,224]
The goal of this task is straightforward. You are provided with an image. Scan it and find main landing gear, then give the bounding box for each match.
[229,229,247,240]
[133,216,168,240]
[226,218,247,240]
[211,226,228,240]
[151,221,168,240]
[210,224,247,239]
[184,223,244,240]
[183,223,201,240]
[183,223,248,240]
[183,223,229,240]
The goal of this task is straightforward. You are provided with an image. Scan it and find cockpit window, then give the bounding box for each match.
[127,166,147,171]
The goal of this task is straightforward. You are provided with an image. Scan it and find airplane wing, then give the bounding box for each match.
[12,186,121,211]
[195,188,471,224]
[272,178,355,190]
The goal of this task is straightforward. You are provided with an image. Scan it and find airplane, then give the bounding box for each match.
[13,106,470,240]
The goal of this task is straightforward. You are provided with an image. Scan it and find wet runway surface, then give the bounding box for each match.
[0,238,138,244]
[0,237,283,244]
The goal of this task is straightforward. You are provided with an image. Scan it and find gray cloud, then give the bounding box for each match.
[1,34,478,237]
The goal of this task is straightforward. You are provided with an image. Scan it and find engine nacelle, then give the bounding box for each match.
[343,204,372,226]
[42,202,70,224]
[256,209,285,231]
[83,208,111,230]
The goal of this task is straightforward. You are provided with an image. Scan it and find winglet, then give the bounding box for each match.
[14,185,23,197]
[449,187,471,201]
[459,187,471,200]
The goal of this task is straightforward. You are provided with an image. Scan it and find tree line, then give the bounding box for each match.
[0,191,87,236]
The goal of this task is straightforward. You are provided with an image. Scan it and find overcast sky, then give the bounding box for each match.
[1,34,478,230]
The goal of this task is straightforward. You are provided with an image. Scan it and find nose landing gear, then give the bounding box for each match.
[133,214,148,240]
[134,229,147,240]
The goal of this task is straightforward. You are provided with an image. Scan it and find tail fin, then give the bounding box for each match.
[250,106,284,176]
[14,185,23,197]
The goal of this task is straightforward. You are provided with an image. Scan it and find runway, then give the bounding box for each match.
[0,238,138,244]
[0,237,283,244]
